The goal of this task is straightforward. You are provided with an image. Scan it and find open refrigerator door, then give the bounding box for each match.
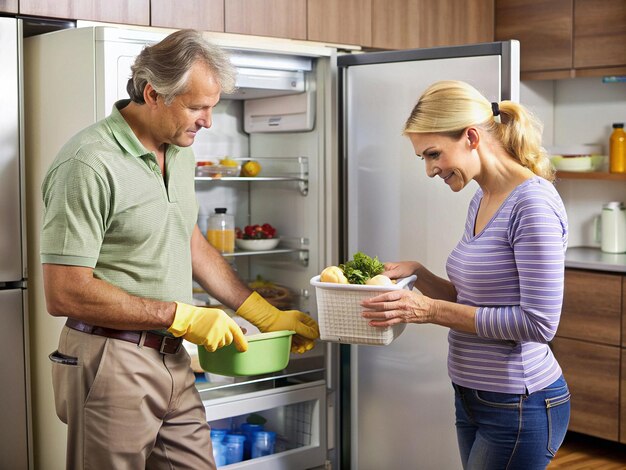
[25,25,338,469]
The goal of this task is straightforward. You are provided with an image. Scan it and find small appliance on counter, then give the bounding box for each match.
[600,202,626,253]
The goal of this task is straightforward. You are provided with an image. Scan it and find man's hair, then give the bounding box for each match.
[126,29,236,105]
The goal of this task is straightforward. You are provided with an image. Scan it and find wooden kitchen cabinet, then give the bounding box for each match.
[495,0,573,73]
[552,268,625,441]
[496,0,626,78]
[151,0,224,32]
[574,0,626,70]
[225,0,307,40]
[0,0,17,14]
[307,0,372,47]
[622,349,626,444]
[19,0,150,25]
[558,269,622,346]
[371,0,494,50]
[551,337,620,441]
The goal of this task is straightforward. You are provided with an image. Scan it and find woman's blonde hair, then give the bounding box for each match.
[403,80,554,182]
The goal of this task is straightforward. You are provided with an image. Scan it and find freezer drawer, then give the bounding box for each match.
[201,381,326,469]
[0,289,29,469]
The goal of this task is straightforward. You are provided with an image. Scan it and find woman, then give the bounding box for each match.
[361,80,570,470]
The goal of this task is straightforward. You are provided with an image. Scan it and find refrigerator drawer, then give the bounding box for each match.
[202,381,326,469]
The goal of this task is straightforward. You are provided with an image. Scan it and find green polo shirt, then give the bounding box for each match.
[41,100,198,304]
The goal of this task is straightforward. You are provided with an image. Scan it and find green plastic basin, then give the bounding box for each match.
[197,330,295,377]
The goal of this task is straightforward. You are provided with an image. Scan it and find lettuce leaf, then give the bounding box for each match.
[339,251,385,284]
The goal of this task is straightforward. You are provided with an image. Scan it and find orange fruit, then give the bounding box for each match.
[241,160,261,177]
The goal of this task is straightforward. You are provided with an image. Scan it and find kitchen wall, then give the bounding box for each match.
[521,78,626,248]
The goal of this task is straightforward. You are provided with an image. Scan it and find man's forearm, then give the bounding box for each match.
[190,224,251,310]
[43,263,176,330]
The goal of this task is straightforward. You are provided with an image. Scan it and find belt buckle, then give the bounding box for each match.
[160,336,182,354]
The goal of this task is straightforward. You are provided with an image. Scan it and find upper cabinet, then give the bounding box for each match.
[495,0,626,78]
[574,0,626,69]
[19,0,150,25]
[307,0,372,47]
[371,0,494,50]
[225,0,307,40]
[151,0,224,32]
[0,0,18,14]
[495,0,572,73]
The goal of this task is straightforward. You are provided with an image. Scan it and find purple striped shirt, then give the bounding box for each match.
[446,177,568,394]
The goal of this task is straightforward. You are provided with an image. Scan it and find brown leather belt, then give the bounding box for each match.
[65,318,182,354]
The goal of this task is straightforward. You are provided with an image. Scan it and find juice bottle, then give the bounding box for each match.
[609,123,626,173]
[207,208,235,253]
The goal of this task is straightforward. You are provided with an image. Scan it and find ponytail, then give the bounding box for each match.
[494,101,555,182]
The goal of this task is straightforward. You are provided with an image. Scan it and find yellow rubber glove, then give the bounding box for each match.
[236,292,320,353]
[169,302,248,352]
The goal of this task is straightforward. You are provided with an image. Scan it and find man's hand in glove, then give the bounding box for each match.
[168,302,248,352]
[236,292,319,353]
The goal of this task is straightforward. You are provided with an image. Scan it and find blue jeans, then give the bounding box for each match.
[453,375,570,470]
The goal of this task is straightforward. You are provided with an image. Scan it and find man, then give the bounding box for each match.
[42,29,319,469]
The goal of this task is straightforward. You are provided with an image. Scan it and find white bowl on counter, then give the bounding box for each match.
[235,238,280,251]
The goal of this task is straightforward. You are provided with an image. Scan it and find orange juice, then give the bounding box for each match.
[207,229,235,253]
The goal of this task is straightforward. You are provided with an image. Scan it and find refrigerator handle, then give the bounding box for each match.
[325,342,334,390]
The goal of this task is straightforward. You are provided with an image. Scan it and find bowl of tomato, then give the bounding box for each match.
[235,224,280,251]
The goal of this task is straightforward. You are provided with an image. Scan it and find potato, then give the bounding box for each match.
[320,266,349,284]
[365,274,393,286]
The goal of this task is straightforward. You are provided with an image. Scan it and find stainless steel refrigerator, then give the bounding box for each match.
[0,16,32,470]
[25,25,518,469]
[338,44,519,469]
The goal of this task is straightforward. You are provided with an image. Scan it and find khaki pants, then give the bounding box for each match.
[50,326,215,470]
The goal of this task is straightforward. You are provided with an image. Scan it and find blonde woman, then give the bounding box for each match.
[362,80,570,469]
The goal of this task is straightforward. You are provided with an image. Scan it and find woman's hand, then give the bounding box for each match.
[383,261,421,280]
[361,289,438,327]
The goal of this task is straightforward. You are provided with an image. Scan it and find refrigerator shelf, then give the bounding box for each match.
[198,360,325,399]
[224,246,306,257]
[222,237,309,266]
[195,175,308,196]
[195,156,309,195]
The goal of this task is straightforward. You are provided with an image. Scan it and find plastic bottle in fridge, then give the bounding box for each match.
[207,208,235,253]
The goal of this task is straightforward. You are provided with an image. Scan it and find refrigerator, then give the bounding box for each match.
[0,17,32,470]
[24,24,519,470]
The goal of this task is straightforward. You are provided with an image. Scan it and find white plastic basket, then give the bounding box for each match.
[310,275,416,345]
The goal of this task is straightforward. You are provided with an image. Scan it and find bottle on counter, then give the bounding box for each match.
[207,208,235,253]
[609,123,626,173]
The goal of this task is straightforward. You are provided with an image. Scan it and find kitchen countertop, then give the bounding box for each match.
[565,246,626,273]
